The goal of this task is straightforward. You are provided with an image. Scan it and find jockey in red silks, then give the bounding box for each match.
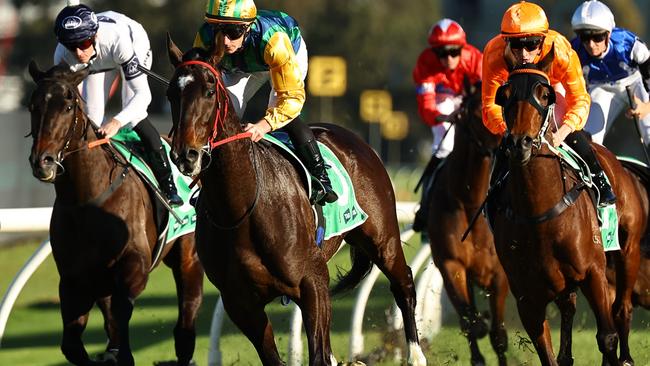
[412,18,482,232]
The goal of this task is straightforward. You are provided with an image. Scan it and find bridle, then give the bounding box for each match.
[172,59,260,230]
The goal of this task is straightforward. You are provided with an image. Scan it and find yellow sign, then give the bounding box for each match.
[380,111,409,140]
[308,56,347,97]
[360,90,392,123]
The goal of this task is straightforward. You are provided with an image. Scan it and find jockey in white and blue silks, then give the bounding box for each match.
[570,0,650,145]
[53,2,183,206]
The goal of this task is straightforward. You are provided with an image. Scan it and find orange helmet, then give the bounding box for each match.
[428,19,467,48]
[500,1,549,37]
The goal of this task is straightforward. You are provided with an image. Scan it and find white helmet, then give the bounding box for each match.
[571,0,615,33]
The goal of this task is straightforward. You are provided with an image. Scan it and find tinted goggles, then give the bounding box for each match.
[63,37,94,51]
[507,37,543,52]
[433,46,462,58]
[213,23,249,39]
[578,32,608,44]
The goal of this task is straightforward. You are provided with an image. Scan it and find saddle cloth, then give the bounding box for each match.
[263,132,368,244]
[110,129,198,264]
[557,144,619,251]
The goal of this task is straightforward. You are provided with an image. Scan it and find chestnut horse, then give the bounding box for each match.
[164,35,426,366]
[27,62,204,366]
[425,81,509,365]
[490,51,644,366]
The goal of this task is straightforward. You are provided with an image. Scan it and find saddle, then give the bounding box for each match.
[262,131,368,247]
[110,129,198,269]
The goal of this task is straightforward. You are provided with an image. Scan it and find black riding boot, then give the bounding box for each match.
[296,139,338,205]
[412,156,441,232]
[149,146,184,207]
[565,131,616,207]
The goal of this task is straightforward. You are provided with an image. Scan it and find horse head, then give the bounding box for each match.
[27,60,89,182]
[495,46,556,165]
[166,32,236,176]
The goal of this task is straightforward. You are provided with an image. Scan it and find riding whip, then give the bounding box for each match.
[137,64,170,87]
[625,85,650,164]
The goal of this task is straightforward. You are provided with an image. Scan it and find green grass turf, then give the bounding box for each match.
[2,237,650,365]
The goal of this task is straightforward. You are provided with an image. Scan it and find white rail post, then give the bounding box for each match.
[0,239,52,346]
[207,297,225,366]
[287,304,303,365]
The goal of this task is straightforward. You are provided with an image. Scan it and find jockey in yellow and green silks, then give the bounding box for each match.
[194,0,338,205]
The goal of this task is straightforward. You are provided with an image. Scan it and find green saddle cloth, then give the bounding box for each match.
[557,144,619,251]
[263,133,368,240]
[110,129,198,244]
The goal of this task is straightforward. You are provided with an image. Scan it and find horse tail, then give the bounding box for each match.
[330,246,373,296]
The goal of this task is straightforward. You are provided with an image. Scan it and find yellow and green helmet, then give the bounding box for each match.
[205,0,257,24]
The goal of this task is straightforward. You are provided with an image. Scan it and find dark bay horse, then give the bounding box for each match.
[425,82,509,365]
[27,62,204,366]
[165,34,426,366]
[491,51,644,366]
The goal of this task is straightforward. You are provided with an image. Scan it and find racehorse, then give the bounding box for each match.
[27,61,204,366]
[425,81,509,365]
[490,49,644,366]
[164,34,427,366]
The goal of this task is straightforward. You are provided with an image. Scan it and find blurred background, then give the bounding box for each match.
[0,0,648,208]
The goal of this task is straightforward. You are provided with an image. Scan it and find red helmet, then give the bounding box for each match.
[428,18,467,48]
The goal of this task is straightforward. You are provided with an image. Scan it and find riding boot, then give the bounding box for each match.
[148,146,184,207]
[295,138,338,205]
[565,131,616,207]
[412,156,441,232]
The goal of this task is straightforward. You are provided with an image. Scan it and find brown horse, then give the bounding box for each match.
[490,51,644,366]
[27,61,204,366]
[425,81,509,365]
[164,34,426,366]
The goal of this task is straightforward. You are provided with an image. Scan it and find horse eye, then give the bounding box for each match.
[66,105,74,111]
[206,89,215,97]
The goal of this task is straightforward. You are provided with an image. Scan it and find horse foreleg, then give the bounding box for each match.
[221,293,284,365]
[112,258,148,366]
[164,237,204,366]
[296,269,334,366]
[59,281,95,366]
[96,296,120,360]
[440,260,486,366]
[611,237,640,366]
[517,297,556,366]
[579,269,619,366]
[554,291,577,366]
[488,272,509,366]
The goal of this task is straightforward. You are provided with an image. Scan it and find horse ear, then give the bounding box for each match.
[209,31,225,65]
[69,67,90,86]
[537,43,555,74]
[167,32,183,67]
[28,60,45,83]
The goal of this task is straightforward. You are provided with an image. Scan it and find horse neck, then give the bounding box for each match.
[448,129,492,205]
[54,121,116,203]
[508,151,566,213]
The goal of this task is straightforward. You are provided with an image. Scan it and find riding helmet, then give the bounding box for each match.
[53,4,99,44]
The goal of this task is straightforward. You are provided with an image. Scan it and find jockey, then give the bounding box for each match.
[482,1,616,206]
[193,0,337,205]
[53,1,183,206]
[570,0,650,145]
[411,18,482,232]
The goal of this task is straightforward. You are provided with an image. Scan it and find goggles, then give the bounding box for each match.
[507,37,543,52]
[577,32,608,44]
[212,23,250,40]
[63,37,94,51]
[433,46,463,58]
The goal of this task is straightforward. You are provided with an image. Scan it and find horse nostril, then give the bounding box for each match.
[186,149,199,162]
[41,154,56,166]
[522,136,534,149]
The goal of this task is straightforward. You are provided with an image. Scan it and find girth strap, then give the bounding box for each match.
[88,166,130,207]
[506,181,587,224]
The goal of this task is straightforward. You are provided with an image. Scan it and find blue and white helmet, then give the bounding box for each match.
[571,0,615,33]
[54,2,99,44]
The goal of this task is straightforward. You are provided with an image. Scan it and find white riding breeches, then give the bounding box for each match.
[583,72,650,144]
